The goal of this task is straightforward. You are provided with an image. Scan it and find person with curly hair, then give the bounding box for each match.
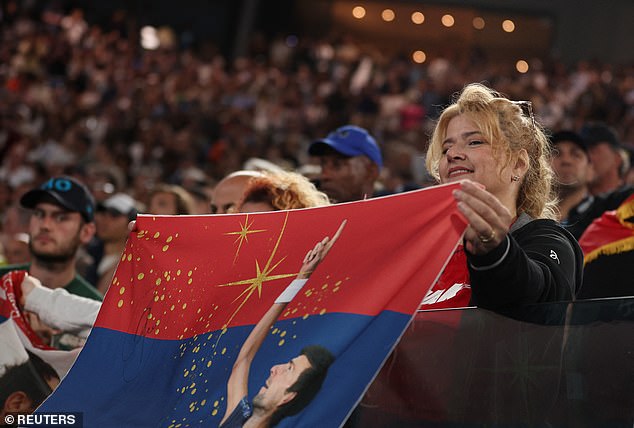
[235,171,330,213]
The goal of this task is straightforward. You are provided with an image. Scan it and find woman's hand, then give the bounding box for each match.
[453,180,514,255]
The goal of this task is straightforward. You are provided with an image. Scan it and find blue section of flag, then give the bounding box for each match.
[40,310,410,427]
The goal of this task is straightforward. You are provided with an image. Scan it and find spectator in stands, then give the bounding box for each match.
[582,123,629,195]
[422,83,583,310]
[551,131,594,224]
[0,176,101,300]
[308,125,382,203]
[94,193,138,294]
[1,2,632,228]
[551,130,634,239]
[235,171,330,213]
[0,176,102,347]
[147,184,195,215]
[185,185,213,215]
[211,171,264,214]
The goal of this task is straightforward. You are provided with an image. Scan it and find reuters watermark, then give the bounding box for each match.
[3,412,82,427]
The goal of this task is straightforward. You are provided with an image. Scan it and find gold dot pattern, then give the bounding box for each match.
[100,215,352,425]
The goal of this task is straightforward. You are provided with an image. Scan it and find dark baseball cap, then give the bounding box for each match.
[580,122,621,149]
[309,125,383,168]
[550,130,588,154]
[20,176,95,222]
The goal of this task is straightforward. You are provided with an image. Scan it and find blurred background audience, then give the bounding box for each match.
[0,1,632,294]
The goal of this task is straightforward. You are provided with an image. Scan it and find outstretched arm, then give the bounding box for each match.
[20,274,100,338]
[222,220,346,424]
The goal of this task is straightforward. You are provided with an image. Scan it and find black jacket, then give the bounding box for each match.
[564,185,634,239]
[466,213,583,310]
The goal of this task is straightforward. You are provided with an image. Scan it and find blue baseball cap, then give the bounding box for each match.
[20,176,96,222]
[309,125,383,168]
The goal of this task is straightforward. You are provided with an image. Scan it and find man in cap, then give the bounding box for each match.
[551,131,594,232]
[94,193,138,294]
[0,176,101,348]
[581,122,629,195]
[551,130,633,239]
[0,176,101,300]
[308,125,382,203]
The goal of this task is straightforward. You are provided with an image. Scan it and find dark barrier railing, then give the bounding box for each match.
[348,297,634,428]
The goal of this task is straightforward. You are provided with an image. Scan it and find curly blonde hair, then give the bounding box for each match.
[236,171,330,211]
[426,83,557,220]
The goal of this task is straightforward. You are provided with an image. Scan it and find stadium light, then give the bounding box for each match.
[352,6,366,19]
[411,12,425,25]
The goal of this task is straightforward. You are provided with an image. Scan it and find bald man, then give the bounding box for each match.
[210,171,263,214]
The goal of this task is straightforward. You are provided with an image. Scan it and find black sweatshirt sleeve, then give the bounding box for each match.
[466,220,582,310]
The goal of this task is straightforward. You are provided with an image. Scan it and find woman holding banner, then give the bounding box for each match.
[423,83,583,309]
[336,83,586,427]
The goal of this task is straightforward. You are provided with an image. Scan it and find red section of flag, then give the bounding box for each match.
[96,184,466,340]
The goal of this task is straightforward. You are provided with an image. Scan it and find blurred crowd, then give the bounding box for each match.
[1,3,634,421]
[1,2,633,272]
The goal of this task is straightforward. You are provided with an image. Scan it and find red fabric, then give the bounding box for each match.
[579,194,634,255]
[420,245,471,310]
[0,270,54,349]
[95,184,468,340]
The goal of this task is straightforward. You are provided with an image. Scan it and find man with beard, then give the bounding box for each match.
[0,176,101,300]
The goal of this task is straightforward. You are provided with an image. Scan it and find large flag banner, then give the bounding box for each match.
[39,183,466,427]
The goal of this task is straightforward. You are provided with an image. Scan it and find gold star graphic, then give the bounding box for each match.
[217,212,297,326]
[224,214,267,263]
